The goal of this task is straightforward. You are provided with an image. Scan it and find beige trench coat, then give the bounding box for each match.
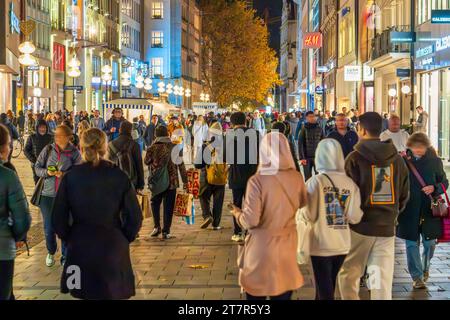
[235,170,307,297]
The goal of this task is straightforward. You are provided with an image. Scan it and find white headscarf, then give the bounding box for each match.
[258,132,296,175]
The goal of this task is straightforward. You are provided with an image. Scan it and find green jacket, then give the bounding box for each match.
[0,162,31,260]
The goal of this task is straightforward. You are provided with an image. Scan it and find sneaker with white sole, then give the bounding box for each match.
[46,254,55,267]
[231,234,240,242]
[413,278,427,290]
[213,226,223,231]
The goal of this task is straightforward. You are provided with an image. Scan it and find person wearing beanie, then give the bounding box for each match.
[24,119,53,184]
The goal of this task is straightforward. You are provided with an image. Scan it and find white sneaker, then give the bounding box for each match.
[46,254,55,267]
[231,234,240,242]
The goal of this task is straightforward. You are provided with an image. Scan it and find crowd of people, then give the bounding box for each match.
[0,102,447,301]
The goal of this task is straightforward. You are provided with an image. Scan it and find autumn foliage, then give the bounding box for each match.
[199,0,281,109]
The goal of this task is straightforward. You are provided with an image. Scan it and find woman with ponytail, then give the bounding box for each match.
[52,128,143,300]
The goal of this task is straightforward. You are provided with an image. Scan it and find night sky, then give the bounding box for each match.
[254,0,283,55]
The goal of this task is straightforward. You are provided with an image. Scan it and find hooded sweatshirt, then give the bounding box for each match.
[345,139,410,237]
[301,139,363,257]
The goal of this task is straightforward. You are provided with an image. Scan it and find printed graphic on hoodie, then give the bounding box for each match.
[370,164,395,204]
[324,187,350,229]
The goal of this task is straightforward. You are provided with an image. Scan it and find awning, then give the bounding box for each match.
[103,98,153,110]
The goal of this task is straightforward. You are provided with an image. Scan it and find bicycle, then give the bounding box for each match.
[11,133,25,159]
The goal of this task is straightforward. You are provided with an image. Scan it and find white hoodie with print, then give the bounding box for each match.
[301,139,363,257]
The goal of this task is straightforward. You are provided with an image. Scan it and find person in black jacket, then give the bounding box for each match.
[24,120,53,184]
[224,112,260,242]
[298,111,324,180]
[327,113,359,158]
[52,128,142,300]
[397,133,449,289]
[143,115,159,147]
[271,122,300,172]
[107,121,145,192]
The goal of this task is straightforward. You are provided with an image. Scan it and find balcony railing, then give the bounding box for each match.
[371,26,411,61]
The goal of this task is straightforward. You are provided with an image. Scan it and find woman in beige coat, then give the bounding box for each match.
[231,132,307,300]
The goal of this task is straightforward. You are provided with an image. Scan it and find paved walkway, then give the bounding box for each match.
[10,154,450,300]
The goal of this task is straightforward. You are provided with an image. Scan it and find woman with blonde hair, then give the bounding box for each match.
[52,128,142,300]
[77,120,90,139]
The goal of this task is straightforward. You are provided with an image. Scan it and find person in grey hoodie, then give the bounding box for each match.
[338,112,409,300]
[35,125,82,267]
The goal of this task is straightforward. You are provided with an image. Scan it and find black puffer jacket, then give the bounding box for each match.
[298,122,324,160]
[24,120,53,164]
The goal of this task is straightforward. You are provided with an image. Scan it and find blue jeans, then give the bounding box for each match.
[405,235,436,281]
[40,196,66,257]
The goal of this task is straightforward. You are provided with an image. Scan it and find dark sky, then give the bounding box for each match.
[254,0,283,54]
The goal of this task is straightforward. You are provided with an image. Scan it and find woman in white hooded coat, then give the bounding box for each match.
[301,138,363,300]
[192,115,209,161]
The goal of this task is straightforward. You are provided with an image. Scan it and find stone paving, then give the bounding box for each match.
[9,153,450,300]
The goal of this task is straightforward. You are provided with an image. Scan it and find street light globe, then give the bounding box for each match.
[401,85,411,95]
[121,72,130,79]
[388,88,397,97]
[19,41,36,55]
[68,67,81,78]
[33,88,42,97]
[144,78,152,85]
[19,53,37,66]
[144,84,152,91]
[102,73,112,82]
[135,81,144,89]
[158,87,165,93]
[68,56,81,68]
[136,75,144,82]
[102,65,112,74]
[121,79,131,87]
[158,81,165,88]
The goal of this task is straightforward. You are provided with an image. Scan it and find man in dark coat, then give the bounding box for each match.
[327,113,359,158]
[107,121,145,192]
[143,115,159,147]
[298,111,324,180]
[0,113,19,161]
[104,108,126,141]
[24,120,53,184]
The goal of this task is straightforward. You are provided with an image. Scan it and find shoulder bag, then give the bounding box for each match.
[30,145,52,206]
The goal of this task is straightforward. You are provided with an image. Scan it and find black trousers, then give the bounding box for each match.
[0,260,15,301]
[199,184,225,228]
[302,159,317,181]
[310,255,346,300]
[231,187,246,235]
[246,290,293,301]
[151,188,177,234]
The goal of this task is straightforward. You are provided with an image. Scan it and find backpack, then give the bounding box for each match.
[205,144,228,185]
[131,123,140,140]
[148,156,170,196]
[110,141,138,187]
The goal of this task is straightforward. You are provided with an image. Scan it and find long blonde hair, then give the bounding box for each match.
[80,128,107,166]
[78,120,91,139]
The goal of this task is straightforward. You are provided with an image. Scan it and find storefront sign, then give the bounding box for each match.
[396,69,411,78]
[421,57,434,66]
[363,65,374,81]
[436,35,450,52]
[416,45,434,58]
[344,66,361,82]
[390,31,416,43]
[315,86,324,94]
[64,85,83,91]
[317,66,329,73]
[52,43,66,72]
[432,10,450,24]
[303,32,323,49]
[9,2,20,34]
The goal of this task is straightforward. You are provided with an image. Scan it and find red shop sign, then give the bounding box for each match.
[303,32,323,49]
[53,43,65,72]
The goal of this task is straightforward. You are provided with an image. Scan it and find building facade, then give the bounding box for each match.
[0,0,21,114]
[144,0,202,109]
[280,0,298,112]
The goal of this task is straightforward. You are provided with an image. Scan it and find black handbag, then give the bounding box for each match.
[30,145,52,206]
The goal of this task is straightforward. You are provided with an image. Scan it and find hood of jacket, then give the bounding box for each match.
[35,119,49,135]
[315,138,345,173]
[354,138,398,167]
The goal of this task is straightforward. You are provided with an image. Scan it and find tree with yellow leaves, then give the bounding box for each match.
[199,0,281,109]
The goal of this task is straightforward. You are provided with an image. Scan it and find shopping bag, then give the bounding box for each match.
[183,202,196,225]
[296,209,312,265]
[439,217,450,243]
[187,168,201,199]
[137,193,151,219]
[174,192,193,217]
